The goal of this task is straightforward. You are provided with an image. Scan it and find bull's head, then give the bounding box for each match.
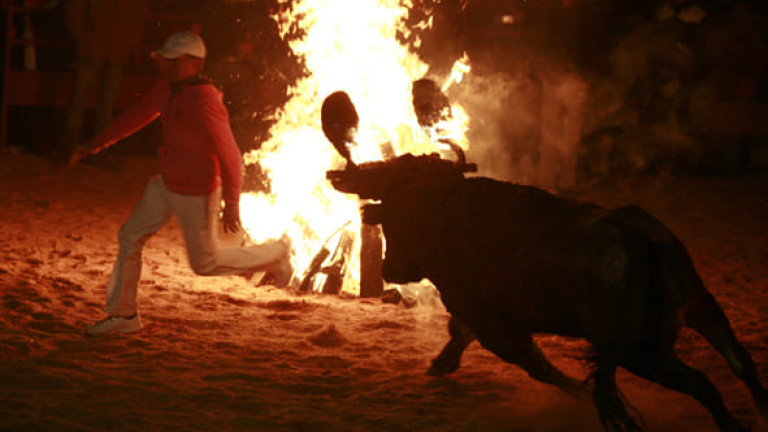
[322,86,477,284]
[326,153,463,200]
[327,154,469,284]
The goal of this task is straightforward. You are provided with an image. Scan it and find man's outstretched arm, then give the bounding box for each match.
[70,81,168,165]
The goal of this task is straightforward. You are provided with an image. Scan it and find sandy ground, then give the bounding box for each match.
[0,153,766,432]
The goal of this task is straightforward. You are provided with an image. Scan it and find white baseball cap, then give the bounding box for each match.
[151,31,207,59]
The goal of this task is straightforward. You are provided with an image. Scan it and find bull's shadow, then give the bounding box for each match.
[327,153,768,432]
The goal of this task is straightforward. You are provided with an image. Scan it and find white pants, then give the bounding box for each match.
[105,176,286,316]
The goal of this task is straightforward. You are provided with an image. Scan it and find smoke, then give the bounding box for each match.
[409,1,768,183]
[447,58,588,190]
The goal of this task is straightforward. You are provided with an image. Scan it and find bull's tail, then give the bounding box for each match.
[625,242,765,430]
[608,205,766,427]
[651,239,768,426]
[680,268,768,423]
[615,204,766,418]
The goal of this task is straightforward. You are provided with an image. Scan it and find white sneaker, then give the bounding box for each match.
[258,255,294,287]
[85,315,143,336]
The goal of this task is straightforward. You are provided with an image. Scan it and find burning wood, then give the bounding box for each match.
[297,222,354,294]
[320,229,355,294]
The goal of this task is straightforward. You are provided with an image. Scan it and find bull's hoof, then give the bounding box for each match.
[426,359,459,377]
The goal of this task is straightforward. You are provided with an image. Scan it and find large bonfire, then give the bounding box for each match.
[238,0,469,294]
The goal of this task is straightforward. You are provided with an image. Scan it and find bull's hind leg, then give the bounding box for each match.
[427,315,475,376]
[685,291,768,423]
[479,332,586,397]
[592,361,643,432]
[623,352,749,432]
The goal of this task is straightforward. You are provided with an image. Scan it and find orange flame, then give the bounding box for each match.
[240,0,469,293]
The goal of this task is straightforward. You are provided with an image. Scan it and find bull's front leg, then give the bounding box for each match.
[479,331,588,398]
[427,315,475,377]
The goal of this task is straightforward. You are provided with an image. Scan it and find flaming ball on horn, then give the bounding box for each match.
[411,78,476,173]
[411,78,452,129]
[321,91,359,167]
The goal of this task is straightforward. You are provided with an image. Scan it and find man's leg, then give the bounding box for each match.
[169,187,289,280]
[105,176,172,316]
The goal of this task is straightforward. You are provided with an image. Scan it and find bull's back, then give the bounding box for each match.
[427,179,647,335]
[603,205,705,313]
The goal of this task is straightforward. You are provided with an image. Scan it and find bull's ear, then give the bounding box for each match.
[326,169,357,195]
[326,169,343,184]
[361,203,385,225]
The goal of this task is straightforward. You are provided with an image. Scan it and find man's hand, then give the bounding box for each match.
[69,142,97,166]
[222,202,242,233]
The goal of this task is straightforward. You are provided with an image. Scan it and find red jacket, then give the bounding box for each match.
[91,79,244,207]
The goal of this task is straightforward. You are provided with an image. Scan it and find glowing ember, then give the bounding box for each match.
[442,51,471,93]
[240,0,469,293]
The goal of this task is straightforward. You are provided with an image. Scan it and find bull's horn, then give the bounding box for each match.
[438,138,477,173]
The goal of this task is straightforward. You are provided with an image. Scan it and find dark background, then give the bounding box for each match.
[2,0,766,182]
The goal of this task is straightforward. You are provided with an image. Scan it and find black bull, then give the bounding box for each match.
[328,153,768,432]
